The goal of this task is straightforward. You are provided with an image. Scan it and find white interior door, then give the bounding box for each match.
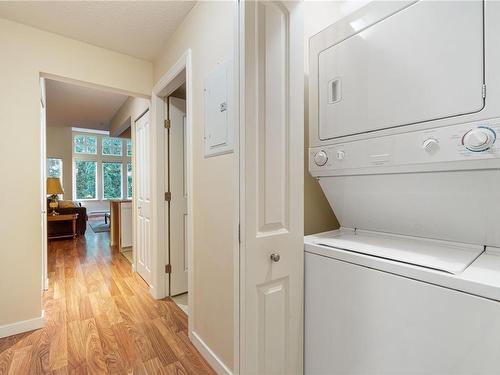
[135,110,153,285]
[167,97,188,296]
[40,77,48,291]
[240,2,304,374]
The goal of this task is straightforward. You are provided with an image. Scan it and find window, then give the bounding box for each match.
[103,162,122,199]
[74,135,97,154]
[102,137,123,156]
[126,139,132,157]
[127,162,133,199]
[74,160,97,199]
[47,158,63,180]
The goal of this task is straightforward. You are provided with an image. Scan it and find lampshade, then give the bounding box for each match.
[47,177,64,195]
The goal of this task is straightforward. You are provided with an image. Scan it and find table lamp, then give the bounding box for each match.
[47,177,64,215]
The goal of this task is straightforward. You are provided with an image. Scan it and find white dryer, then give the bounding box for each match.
[306,1,500,373]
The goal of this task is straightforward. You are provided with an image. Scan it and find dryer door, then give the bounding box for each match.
[318,0,484,140]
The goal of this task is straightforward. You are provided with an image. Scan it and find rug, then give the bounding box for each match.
[89,221,110,233]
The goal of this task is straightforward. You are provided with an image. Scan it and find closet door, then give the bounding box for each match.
[240,2,304,374]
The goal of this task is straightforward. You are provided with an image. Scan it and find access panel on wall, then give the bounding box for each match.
[317,1,484,140]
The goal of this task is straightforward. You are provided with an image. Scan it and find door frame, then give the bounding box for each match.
[40,77,48,291]
[150,51,194,329]
[39,72,150,295]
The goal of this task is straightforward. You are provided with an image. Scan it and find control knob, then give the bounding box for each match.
[462,126,496,152]
[313,150,328,166]
[422,138,439,153]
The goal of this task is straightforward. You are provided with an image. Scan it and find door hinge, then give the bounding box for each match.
[164,119,171,129]
[482,84,487,99]
[238,223,241,244]
[165,192,171,202]
[165,264,172,274]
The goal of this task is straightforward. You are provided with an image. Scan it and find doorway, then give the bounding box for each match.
[162,74,189,315]
[165,83,189,312]
[150,52,193,324]
[40,75,150,291]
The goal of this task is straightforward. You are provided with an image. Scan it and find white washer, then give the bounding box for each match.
[305,229,500,374]
[307,1,500,373]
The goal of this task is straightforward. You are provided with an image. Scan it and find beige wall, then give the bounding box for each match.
[0,17,152,327]
[154,2,236,370]
[303,2,344,235]
[46,126,73,200]
[303,1,369,235]
[110,96,150,138]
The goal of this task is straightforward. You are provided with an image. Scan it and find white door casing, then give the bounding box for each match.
[167,97,188,296]
[240,2,304,374]
[135,110,153,286]
[40,77,48,291]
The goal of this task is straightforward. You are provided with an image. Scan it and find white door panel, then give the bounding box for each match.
[168,97,188,296]
[319,0,484,139]
[241,2,303,374]
[135,111,153,285]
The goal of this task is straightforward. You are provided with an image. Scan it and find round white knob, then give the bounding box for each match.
[313,150,328,166]
[463,127,496,152]
[422,138,439,152]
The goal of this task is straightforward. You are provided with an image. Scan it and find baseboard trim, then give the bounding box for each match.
[0,311,45,339]
[191,330,233,375]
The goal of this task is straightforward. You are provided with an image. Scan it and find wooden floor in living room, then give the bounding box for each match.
[0,225,215,374]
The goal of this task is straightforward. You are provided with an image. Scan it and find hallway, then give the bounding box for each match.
[0,228,215,374]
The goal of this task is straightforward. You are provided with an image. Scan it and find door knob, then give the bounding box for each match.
[270,253,280,262]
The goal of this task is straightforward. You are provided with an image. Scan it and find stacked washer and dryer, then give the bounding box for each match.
[306,1,500,374]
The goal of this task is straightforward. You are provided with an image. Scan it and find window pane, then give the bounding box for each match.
[127,139,132,157]
[103,162,122,199]
[74,135,97,154]
[127,162,132,199]
[47,158,62,179]
[102,137,122,156]
[87,137,97,154]
[75,160,96,199]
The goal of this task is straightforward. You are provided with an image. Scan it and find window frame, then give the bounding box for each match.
[102,161,123,200]
[71,131,132,202]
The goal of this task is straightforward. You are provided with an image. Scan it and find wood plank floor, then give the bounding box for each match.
[0,225,215,374]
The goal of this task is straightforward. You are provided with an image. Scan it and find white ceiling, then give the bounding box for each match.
[46,79,128,131]
[0,1,195,60]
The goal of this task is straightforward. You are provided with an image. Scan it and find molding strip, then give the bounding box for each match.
[0,311,45,339]
[191,331,233,375]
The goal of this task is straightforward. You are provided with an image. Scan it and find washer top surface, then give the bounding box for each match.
[310,228,483,274]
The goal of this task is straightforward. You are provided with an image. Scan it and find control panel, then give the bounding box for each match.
[310,120,500,176]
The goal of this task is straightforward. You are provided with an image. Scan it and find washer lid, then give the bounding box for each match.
[315,230,484,274]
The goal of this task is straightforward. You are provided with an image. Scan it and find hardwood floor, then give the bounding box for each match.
[0,225,215,374]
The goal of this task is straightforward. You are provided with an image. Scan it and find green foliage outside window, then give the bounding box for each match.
[127,162,132,199]
[102,138,122,156]
[74,135,97,154]
[103,162,122,199]
[47,158,62,179]
[126,139,132,157]
[75,160,96,199]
